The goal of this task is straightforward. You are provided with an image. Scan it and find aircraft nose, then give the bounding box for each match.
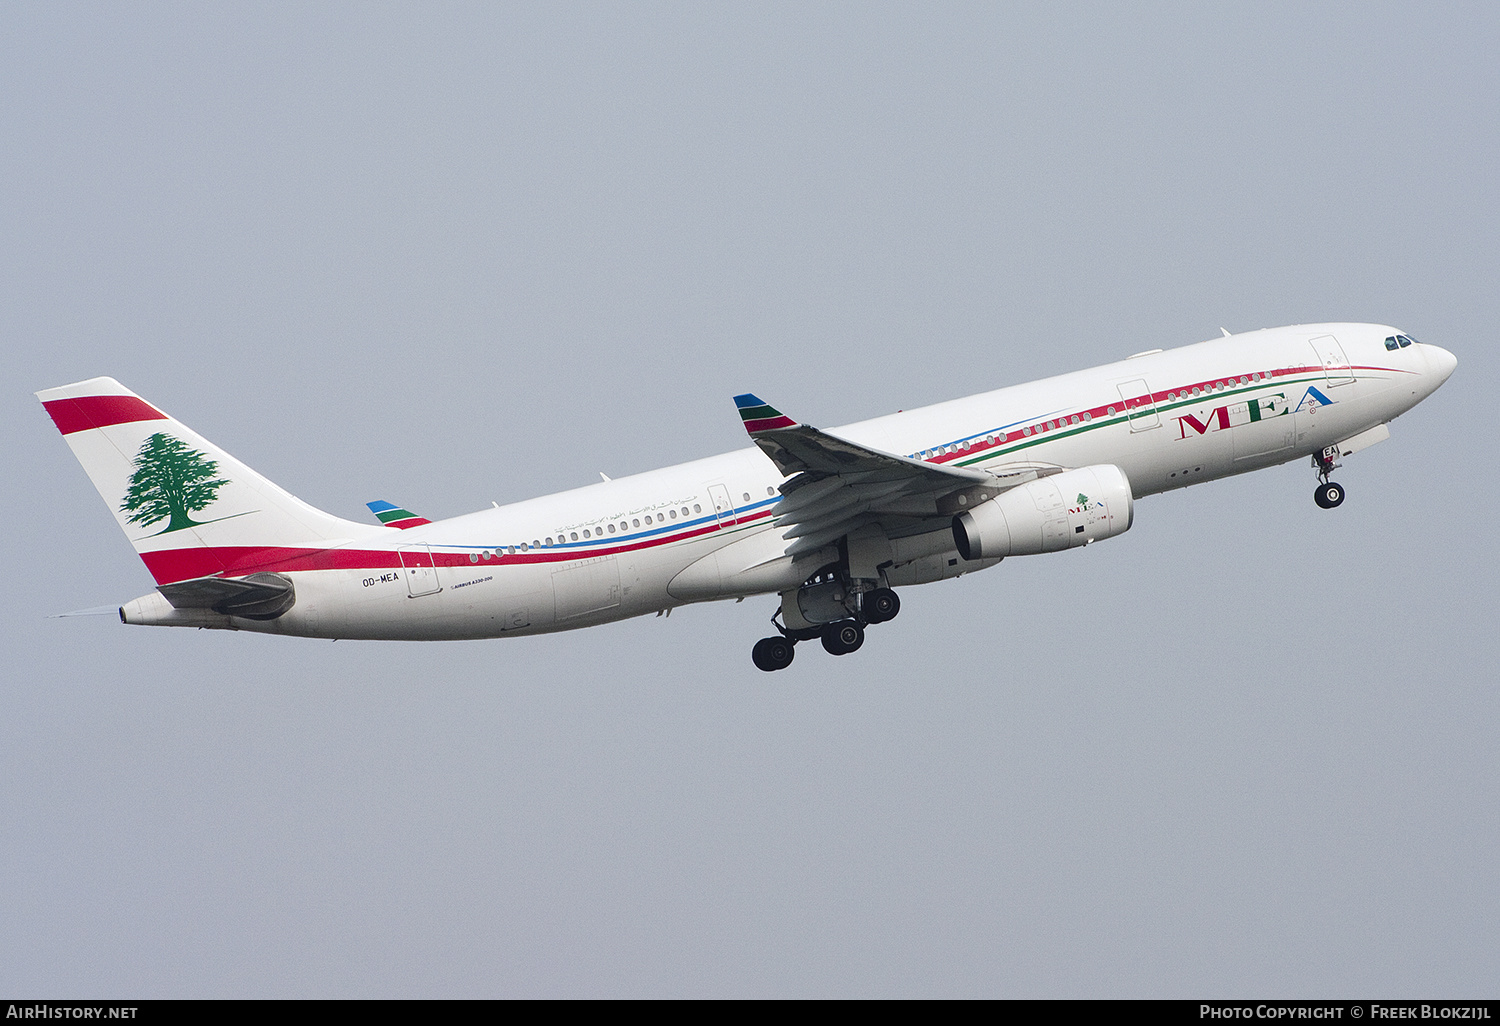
[1425,344,1458,386]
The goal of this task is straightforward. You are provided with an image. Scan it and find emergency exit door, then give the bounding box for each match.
[707,483,737,525]
[397,544,442,598]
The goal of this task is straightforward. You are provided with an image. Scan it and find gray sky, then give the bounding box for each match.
[4,2,1497,997]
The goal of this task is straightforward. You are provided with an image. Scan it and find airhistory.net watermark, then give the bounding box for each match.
[6,1007,137,1020]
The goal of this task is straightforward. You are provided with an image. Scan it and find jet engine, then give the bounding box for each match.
[952,464,1133,561]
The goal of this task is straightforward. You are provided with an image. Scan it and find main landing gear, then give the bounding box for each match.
[751,586,901,672]
[751,635,796,672]
[1312,446,1346,509]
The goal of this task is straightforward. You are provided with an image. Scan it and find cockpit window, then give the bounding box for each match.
[1385,336,1399,351]
[1398,334,1414,348]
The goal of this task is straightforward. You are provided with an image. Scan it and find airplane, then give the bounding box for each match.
[37,323,1456,671]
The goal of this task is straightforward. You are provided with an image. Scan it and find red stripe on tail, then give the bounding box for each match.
[43,395,168,435]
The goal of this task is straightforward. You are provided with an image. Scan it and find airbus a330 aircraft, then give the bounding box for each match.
[39,323,1455,670]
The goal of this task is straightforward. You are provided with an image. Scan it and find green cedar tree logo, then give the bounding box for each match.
[120,433,229,534]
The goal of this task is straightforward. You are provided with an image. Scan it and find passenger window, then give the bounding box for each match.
[583,529,591,539]
[669,510,677,519]
[743,492,750,502]
[570,532,578,541]
[544,537,552,546]
[633,518,640,528]
[693,504,701,513]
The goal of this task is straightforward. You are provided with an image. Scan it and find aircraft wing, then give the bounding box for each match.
[734,394,1047,559]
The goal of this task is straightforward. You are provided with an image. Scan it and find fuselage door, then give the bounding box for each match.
[1117,379,1160,431]
[1309,335,1355,387]
[707,483,737,525]
[397,544,442,598]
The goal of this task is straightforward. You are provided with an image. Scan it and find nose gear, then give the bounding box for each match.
[1312,447,1345,509]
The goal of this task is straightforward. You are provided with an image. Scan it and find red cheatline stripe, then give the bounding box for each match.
[386,516,432,529]
[742,415,797,433]
[43,395,168,435]
[136,508,777,584]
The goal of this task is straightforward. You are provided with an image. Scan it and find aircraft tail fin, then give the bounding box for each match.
[37,377,372,585]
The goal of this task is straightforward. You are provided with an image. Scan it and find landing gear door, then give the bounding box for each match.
[397,544,442,598]
[1310,335,1355,387]
[707,483,737,525]
[1117,379,1160,431]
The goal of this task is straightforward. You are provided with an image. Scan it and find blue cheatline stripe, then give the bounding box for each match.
[366,500,399,513]
[733,393,768,409]
[430,495,784,555]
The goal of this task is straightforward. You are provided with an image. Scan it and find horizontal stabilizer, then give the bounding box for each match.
[156,572,295,620]
[50,605,123,618]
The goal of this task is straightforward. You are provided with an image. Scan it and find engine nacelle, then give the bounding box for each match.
[952,464,1133,561]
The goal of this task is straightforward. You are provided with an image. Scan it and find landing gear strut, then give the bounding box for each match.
[1312,446,1345,509]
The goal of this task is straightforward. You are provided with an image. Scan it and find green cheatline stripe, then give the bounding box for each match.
[737,404,781,421]
[954,373,1329,467]
[376,508,417,523]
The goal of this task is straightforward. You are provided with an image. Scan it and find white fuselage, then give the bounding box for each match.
[125,323,1453,640]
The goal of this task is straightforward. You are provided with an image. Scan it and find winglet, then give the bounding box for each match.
[366,500,432,529]
[733,394,798,435]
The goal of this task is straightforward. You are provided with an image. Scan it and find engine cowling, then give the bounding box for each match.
[952,464,1133,561]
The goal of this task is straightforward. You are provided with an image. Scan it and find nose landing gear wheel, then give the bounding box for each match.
[821,620,865,656]
[752,636,796,672]
[1314,481,1345,508]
